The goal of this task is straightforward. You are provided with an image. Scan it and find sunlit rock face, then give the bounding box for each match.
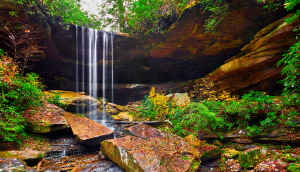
[205,13,298,95]
[0,0,290,104]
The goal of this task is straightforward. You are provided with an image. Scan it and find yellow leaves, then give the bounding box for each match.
[0,55,19,84]
[189,78,238,102]
[148,87,176,119]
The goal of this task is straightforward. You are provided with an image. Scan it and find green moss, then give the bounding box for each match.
[238,147,264,168]
[287,163,300,172]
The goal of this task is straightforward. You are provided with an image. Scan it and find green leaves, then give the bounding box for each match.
[278,41,300,94]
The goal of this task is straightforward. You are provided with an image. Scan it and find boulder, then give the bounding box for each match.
[0,158,27,171]
[0,150,44,166]
[101,135,201,172]
[63,113,114,146]
[238,147,267,168]
[23,102,69,133]
[44,90,101,113]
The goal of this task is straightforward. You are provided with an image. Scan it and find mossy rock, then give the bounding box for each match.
[199,144,221,161]
[287,163,300,172]
[221,148,240,159]
[238,147,266,168]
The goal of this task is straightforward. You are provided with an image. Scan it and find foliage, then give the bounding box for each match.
[169,102,228,136]
[257,0,300,95]
[278,41,300,94]
[99,0,228,34]
[0,18,43,75]
[0,51,44,144]
[8,0,102,29]
[136,87,177,121]
[189,78,238,102]
[47,94,64,107]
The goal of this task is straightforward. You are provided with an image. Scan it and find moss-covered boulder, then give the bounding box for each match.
[287,163,300,172]
[23,102,69,133]
[238,147,266,168]
[63,113,114,146]
[44,90,101,113]
[101,135,200,172]
[197,143,221,161]
[0,150,44,166]
[221,148,240,159]
[184,134,220,161]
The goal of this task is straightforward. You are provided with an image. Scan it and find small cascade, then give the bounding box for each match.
[75,26,114,130]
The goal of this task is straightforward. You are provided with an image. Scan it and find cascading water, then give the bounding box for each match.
[75,26,114,130]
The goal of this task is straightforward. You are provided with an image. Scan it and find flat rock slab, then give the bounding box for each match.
[63,113,114,146]
[23,102,69,133]
[101,135,201,172]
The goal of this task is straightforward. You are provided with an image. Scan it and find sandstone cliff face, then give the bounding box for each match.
[205,13,298,95]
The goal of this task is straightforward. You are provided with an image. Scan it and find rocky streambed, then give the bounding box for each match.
[0,91,299,171]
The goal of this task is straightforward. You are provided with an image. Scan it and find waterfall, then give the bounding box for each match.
[81,27,85,115]
[111,31,114,104]
[76,26,79,114]
[75,26,114,129]
[103,32,107,119]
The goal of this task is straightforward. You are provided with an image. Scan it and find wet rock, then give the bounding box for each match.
[44,90,101,113]
[23,102,69,133]
[101,135,201,172]
[287,163,300,172]
[63,113,114,146]
[0,150,44,166]
[221,148,240,159]
[238,147,267,168]
[0,158,27,171]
